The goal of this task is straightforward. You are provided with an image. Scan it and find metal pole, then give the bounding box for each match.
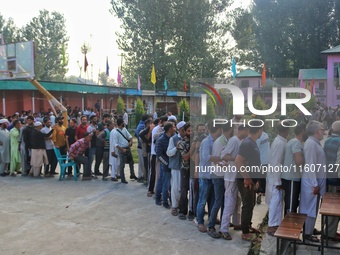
[32,91,35,113]
[82,94,84,113]
[2,91,5,116]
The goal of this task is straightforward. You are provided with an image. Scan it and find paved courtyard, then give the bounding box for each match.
[1,162,339,255]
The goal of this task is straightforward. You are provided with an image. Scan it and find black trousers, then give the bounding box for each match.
[179,168,190,215]
[94,146,104,174]
[237,180,256,234]
[148,155,156,192]
[143,154,149,182]
[282,178,301,215]
[118,149,135,182]
[45,149,57,174]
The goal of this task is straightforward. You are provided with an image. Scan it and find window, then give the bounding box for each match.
[240,80,249,88]
[319,82,325,90]
[337,95,340,100]
[334,62,340,78]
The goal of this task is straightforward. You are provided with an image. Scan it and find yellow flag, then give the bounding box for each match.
[151,64,156,85]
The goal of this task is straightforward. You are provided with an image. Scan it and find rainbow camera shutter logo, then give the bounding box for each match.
[199,82,223,115]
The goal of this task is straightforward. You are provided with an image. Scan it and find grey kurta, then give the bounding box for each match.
[300,136,326,218]
[0,128,11,163]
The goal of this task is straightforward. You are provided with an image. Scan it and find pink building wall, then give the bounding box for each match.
[326,55,340,106]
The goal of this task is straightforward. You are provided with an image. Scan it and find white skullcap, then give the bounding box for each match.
[0,118,9,124]
[176,121,186,129]
[34,121,42,127]
[332,121,340,132]
[168,115,177,121]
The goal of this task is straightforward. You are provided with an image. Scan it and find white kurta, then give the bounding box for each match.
[211,134,228,177]
[220,135,242,232]
[300,136,326,218]
[0,128,11,163]
[109,128,120,177]
[266,135,287,227]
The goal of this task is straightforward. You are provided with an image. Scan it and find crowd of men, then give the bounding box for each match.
[1,107,340,243]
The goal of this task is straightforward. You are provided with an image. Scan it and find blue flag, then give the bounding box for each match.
[106,57,109,76]
[231,57,236,78]
[164,77,168,90]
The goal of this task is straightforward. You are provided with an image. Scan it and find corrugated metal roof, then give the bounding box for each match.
[236,68,261,78]
[298,69,327,80]
[321,45,340,54]
[0,80,109,93]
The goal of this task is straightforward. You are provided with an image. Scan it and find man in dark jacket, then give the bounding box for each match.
[21,115,34,175]
[155,122,176,208]
[30,121,54,177]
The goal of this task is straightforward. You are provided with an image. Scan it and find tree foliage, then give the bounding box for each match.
[179,98,190,121]
[0,14,21,43]
[110,0,233,90]
[116,96,125,114]
[135,98,145,115]
[206,98,216,122]
[135,98,145,124]
[98,72,117,86]
[21,10,69,81]
[232,0,340,77]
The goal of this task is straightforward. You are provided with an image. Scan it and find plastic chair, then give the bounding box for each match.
[53,147,78,181]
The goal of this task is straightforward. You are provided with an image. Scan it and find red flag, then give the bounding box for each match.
[84,55,88,72]
[262,63,266,87]
[183,81,187,92]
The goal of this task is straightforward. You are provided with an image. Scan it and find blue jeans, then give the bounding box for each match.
[88,147,96,171]
[208,177,224,229]
[196,178,214,225]
[156,163,171,205]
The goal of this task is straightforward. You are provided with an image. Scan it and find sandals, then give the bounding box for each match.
[171,208,178,216]
[207,228,221,239]
[197,224,207,233]
[304,235,320,242]
[147,191,154,197]
[178,213,187,220]
[242,233,259,242]
[220,232,232,240]
[249,227,261,234]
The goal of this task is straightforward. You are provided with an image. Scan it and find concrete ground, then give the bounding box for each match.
[0,164,257,255]
[1,162,340,255]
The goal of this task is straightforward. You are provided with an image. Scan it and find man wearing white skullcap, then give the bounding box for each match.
[166,120,186,216]
[0,119,10,176]
[29,121,54,177]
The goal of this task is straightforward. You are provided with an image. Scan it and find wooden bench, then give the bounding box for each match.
[274,212,307,255]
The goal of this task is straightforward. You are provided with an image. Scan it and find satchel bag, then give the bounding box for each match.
[116,129,133,163]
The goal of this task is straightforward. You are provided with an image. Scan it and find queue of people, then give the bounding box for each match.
[1,107,340,245]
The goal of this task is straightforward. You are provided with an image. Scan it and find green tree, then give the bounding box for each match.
[227,98,233,119]
[116,96,125,115]
[206,98,216,122]
[22,10,69,81]
[233,0,340,77]
[135,98,145,124]
[179,98,189,122]
[110,0,232,90]
[0,14,21,43]
[254,96,267,111]
[98,72,116,86]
